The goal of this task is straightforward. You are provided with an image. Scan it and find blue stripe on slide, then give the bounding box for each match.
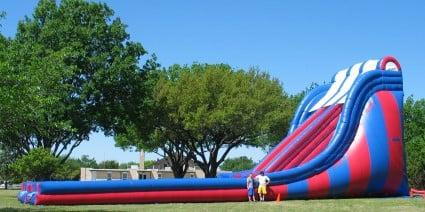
[327,157,350,197]
[364,95,389,194]
[287,179,308,199]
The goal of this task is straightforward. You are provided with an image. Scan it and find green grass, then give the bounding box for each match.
[1,189,424,212]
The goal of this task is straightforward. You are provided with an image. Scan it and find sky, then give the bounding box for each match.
[1,0,424,163]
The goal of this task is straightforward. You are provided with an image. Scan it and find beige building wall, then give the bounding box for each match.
[156,170,174,179]
[79,152,206,181]
[80,168,93,181]
[80,168,205,181]
[129,169,139,179]
[195,168,205,178]
[81,169,123,181]
[137,170,154,179]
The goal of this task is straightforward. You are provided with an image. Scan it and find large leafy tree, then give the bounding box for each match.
[404,96,425,189]
[11,148,60,181]
[404,96,425,143]
[117,64,296,177]
[78,155,98,168]
[0,0,154,162]
[0,54,19,181]
[53,157,82,180]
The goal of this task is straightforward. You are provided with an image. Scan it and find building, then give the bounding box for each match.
[80,151,205,181]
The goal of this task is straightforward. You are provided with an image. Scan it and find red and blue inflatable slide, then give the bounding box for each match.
[18,56,409,205]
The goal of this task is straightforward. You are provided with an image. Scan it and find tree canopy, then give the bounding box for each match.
[116,64,297,177]
[11,148,60,181]
[98,160,120,169]
[0,0,155,164]
[143,160,156,169]
[404,96,425,189]
[0,145,15,188]
[220,156,255,172]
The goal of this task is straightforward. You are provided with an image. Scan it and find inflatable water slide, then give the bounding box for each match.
[18,56,409,205]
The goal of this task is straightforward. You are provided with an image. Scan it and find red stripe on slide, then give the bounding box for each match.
[376,91,404,194]
[254,108,326,172]
[300,125,335,165]
[307,171,330,198]
[268,106,339,172]
[286,112,340,169]
[268,105,342,172]
[345,125,371,196]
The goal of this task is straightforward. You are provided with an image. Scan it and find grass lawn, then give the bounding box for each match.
[1,189,424,212]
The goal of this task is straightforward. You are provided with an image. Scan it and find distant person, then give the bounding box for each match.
[246,173,256,202]
[255,171,270,201]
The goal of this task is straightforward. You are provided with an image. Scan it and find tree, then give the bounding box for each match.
[0,145,16,189]
[144,160,156,169]
[404,96,425,189]
[220,156,255,172]
[115,125,192,178]
[404,96,425,143]
[116,64,295,177]
[119,161,139,169]
[54,155,101,180]
[11,148,59,181]
[3,147,97,182]
[98,160,119,169]
[53,158,82,180]
[0,0,154,163]
[0,24,12,188]
[78,155,98,168]
[114,67,190,178]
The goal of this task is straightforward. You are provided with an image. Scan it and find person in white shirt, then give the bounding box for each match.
[255,171,270,201]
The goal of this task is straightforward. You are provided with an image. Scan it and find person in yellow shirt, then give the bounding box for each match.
[255,171,270,201]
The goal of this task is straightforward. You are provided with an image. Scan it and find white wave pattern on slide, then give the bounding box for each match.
[308,59,393,112]
[308,69,348,112]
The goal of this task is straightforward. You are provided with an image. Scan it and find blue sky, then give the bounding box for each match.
[1,0,424,163]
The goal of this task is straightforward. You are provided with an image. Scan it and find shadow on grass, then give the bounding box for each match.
[0,208,122,212]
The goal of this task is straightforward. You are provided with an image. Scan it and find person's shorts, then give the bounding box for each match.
[248,187,254,196]
[258,185,267,194]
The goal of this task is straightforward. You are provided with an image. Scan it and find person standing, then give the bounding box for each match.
[246,173,256,202]
[255,171,270,201]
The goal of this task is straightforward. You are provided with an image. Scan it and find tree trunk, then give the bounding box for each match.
[199,163,219,178]
[163,143,190,178]
[184,134,246,178]
[171,165,186,178]
[205,167,217,178]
